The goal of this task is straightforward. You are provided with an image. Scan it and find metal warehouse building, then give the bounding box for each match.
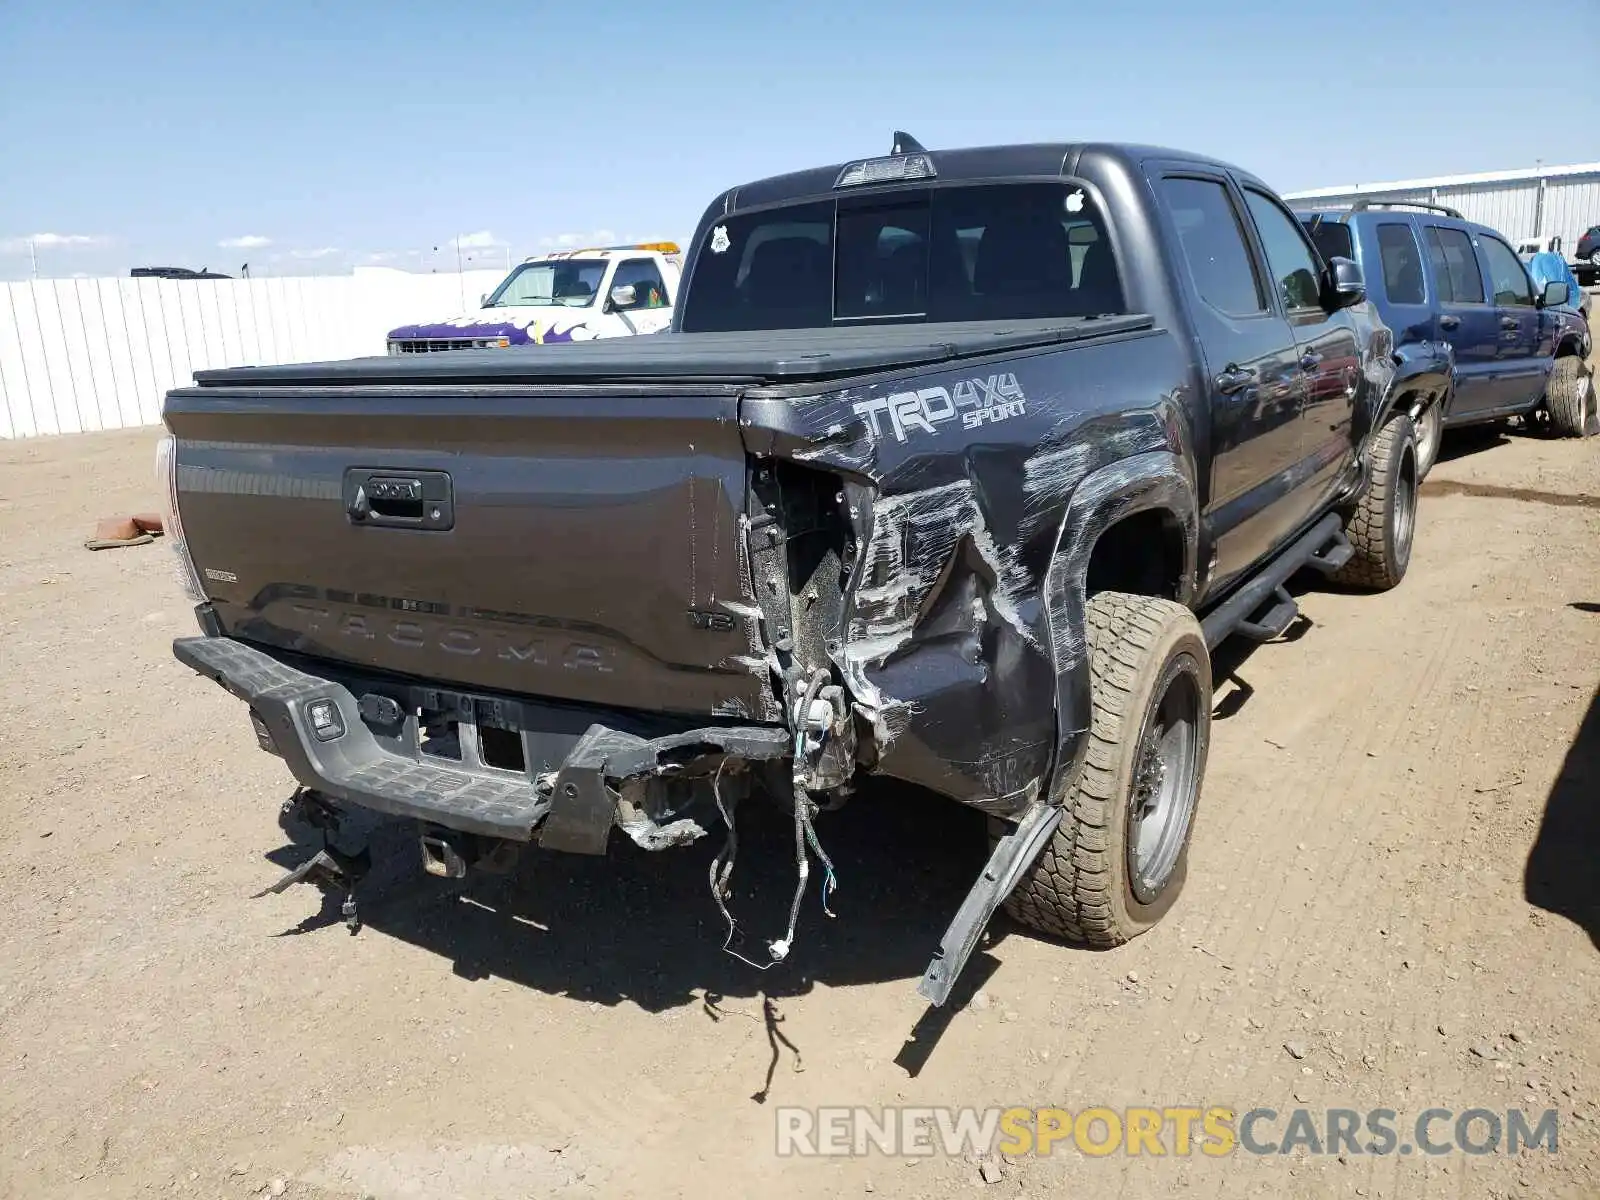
[1284,162,1600,258]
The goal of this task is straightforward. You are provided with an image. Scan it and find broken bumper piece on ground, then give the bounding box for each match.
[171,635,790,852]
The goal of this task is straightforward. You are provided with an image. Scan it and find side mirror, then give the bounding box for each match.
[1324,256,1365,310]
[479,292,488,307]
[1539,280,1571,309]
[608,283,637,311]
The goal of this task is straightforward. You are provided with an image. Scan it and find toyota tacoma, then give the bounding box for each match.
[161,135,1411,1004]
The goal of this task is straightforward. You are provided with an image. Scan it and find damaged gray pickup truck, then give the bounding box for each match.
[161,135,1410,1005]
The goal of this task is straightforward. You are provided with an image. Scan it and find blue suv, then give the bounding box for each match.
[1299,202,1593,473]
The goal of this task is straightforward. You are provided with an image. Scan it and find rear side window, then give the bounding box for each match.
[1478,235,1534,306]
[1376,223,1426,305]
[1243,190,1323,311]
[1423,226,1485,304]
[1302,217,1354,264]
[679,183,1127,332]
[1159,177,1265,316]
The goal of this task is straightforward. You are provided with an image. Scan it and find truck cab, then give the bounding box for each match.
[386,243,684,354]
[1299,202,1593,461]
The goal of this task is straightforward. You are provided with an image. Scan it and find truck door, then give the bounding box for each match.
[1240,186,1362,522]
[1155,173,1305,590]
[1422,224,1499,419]
[1475,232,1547,411]
[606,257,675,335]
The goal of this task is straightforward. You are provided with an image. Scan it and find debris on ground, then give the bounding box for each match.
[84,512,163,550]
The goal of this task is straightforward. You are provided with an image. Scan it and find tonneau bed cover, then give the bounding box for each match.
[190,315,1155,388]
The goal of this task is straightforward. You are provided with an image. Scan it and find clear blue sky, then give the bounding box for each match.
[1,0,1594,280]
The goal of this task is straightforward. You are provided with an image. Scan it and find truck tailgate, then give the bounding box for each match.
[165,385,775,721]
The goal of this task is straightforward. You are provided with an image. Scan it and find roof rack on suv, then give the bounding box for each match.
[1350,199,1465,220]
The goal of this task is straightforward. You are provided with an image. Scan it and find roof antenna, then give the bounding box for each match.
[891,130,926,155]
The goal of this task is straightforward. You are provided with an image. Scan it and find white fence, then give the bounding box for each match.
[0,266,507,438]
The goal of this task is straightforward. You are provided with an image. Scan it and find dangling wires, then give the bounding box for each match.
[706,670,840,969]
[707,756,772,971]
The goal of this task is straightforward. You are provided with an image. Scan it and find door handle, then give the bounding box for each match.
[1215,365,1258,395]
[1299,352,1323,371]
[1439,315,1461,330]
[342,468,455,530]
[1500,316,1519,331]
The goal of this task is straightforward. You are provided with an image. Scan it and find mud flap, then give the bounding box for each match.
[916,802,1066,1006]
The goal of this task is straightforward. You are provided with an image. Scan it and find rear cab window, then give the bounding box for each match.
[678,183,1127,332]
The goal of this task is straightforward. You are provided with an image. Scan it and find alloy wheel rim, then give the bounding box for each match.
[1393,447,1417,563]
[1126,661,1203,904]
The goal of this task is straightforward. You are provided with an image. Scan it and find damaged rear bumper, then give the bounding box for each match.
[173,635,790,852]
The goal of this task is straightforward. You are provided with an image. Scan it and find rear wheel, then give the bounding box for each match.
[1545,356,1596,439]
[1003,592,1211,947]
[1334,412,1416,591]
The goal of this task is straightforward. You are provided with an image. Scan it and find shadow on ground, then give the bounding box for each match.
[265,779,998,1015]
[1525,681,1600,951]
[1434,423,1514,466]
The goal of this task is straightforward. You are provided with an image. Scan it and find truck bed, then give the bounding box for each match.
[164,309,1165,806]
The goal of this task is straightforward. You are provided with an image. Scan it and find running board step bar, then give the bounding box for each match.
[1201,514,1348,651]
[1305,531,1354,576]
[1234,584,1299,642]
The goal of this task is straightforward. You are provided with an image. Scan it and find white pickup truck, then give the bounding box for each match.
[386,242,683,353]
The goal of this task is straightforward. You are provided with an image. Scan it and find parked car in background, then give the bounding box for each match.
[164,135,1418,1006]
[1525,250,1590,322]
[1300,201,1595,469]
[131,266,232,280]
[1576,225,1600,265]
[385,243,684,353]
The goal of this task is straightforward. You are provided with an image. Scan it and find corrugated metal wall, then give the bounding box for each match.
[0,267,506,438]
[1541,177,1600,256]
[1288,171,1600,258]
[1437,181,1542,244]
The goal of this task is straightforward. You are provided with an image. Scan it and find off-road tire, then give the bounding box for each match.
[1333,412,1417,591]
[1002,592,1211,947]
[1545,356,1596,439]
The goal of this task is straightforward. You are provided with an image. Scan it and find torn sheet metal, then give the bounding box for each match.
[744,330,1198,815]
[539,723,790,855]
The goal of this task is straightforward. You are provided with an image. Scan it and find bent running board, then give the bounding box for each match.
[917,802,1066,1007]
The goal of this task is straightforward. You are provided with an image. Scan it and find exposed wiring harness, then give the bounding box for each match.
[707,668,840,969]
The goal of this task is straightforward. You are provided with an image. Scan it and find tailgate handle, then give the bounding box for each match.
[344,469,454,530]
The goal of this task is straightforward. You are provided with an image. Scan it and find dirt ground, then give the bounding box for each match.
[1,394,1597,1199]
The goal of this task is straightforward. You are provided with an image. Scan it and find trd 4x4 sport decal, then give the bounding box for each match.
[853,373,1028,443]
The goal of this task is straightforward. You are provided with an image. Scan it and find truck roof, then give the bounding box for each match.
[718,141,1265,213]
[519,241,681,264]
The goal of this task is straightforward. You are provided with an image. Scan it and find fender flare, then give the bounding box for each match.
[1038,451,1199,803]
[1556,328,1591,360]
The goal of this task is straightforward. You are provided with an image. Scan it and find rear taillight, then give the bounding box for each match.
[154,433,205,604]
